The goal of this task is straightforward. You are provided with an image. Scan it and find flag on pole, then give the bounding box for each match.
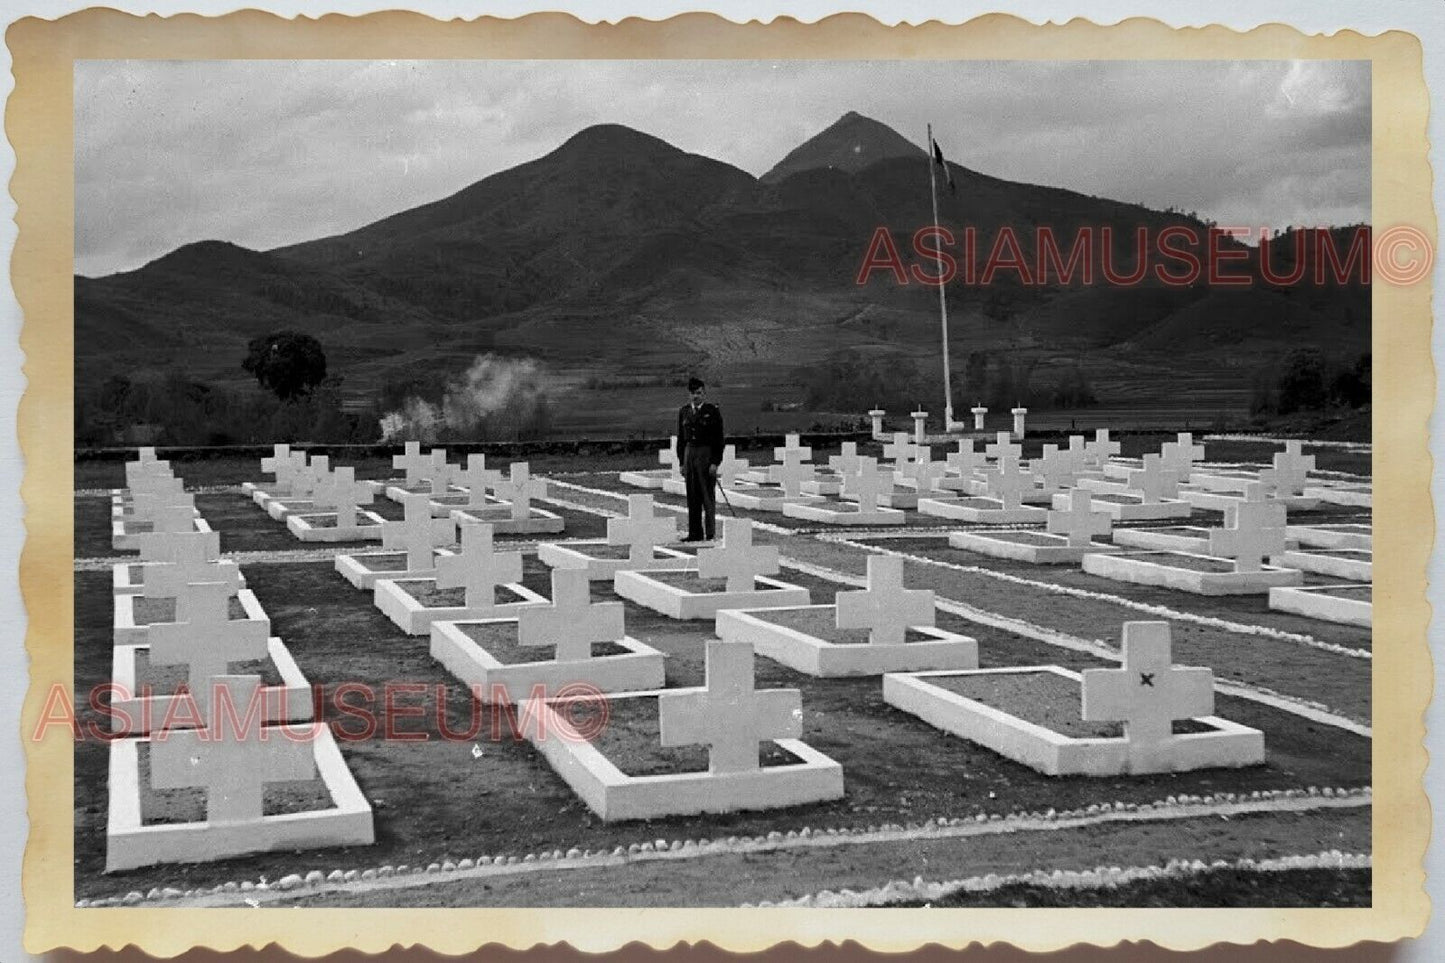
[932,138,956,195]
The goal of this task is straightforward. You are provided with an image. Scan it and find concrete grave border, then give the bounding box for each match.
[536,540,694,580]
[716,605,977,677]
[1081,551,1304,596]
[523,690,844,821]
[108,636,312,735]
[429,618,665,703]
[112,587,269,647]
[613,569,810,620]
[1268,584,1372,628]
[104,724,373,872]
[373,577,548,635]
[882,665,1264,776]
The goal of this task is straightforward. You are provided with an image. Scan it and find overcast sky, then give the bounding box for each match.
[75,59,1369,278]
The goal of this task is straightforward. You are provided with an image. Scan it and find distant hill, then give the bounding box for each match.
[761,111,924,183]
[75,114,1370,427]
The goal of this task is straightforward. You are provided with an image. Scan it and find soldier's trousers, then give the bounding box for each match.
[682,447,716,540]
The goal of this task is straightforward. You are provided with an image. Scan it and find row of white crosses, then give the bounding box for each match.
[1258,440,1316,497]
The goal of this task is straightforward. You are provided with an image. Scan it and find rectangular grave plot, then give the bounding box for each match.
[1082,551,1304,596]
[105,727,373,872]
[109,638,313,735]
[453,620,633,664]
[749,606,945,647]
[129,594,251,625]
[527,692,844,821]
[135,742,334,827]
[884,667,1263,777]
[390,579,534,610]
[718,606,979,677]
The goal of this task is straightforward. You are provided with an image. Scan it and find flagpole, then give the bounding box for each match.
[927,123,956,431]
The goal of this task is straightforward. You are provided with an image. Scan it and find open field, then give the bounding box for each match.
[73,441,1371,907]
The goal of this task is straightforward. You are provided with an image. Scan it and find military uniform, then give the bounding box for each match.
[676,400,725,540]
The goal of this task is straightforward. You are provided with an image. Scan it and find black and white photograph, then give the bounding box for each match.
[16,8,1425,944]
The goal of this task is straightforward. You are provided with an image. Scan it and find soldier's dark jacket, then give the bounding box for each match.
[676,402,725,466]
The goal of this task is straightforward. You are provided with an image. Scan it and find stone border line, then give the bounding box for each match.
[80,787,1370,909]
[754,849,1372,908]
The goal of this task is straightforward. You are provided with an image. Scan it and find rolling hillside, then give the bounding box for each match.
[75,113,1370,428]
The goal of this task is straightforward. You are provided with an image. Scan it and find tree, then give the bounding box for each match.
[242,331,327,401]
[1275,348,1328,415]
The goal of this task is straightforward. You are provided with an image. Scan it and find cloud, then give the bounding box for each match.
[74,59,1370,277]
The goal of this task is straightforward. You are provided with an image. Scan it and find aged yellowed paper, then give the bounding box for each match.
[13,9,1431,955]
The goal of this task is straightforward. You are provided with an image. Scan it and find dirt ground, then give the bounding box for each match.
[71,446,1372,907]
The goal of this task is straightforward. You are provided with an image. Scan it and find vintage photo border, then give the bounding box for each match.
[10,8,1433,954]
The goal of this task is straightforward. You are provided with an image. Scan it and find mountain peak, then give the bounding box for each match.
[761,112,924,184]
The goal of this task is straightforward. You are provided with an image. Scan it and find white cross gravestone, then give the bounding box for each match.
[493,462,547,521]
[138,529,221,565]
[150,501,199,535]
[1258,440,1316,497]
[1032,444,1076,494]
[984,431,1022,465]
[1084,429,1121,469]
[1160,433,1206,480]
[425,449,456,495]
[1127,453,1181,503]
[1047,489,1113,547]
[393,441,431,488]
[297,455,331,497]
[434,522,523,611]
[715,445,747,488]
[881,432,917,469]
[697,518,779,592]
[1081,622,1213,759]
[773,433,812,465]
[946,439,984,479]
[149,675,316,824]
[1064,435,1089,473]
[1208,482,1288,573]
[607,495,679,565]
[381,494,454,571]
[314,466,375,527]
[135,446,159,464]
[149,583,269,714]
[143,543,243,599]
[259,444,292,489]
[905,447,947,494]
[456,454,502,509]
[658,640,802,774]
[828,442,862,476]
[766,448,814,498]
[518,568,626,662]
[842,458,892,514]
[131,483,189,521]
[982,457,1034,509]
[658,437,682,480]
[835,555,935,646]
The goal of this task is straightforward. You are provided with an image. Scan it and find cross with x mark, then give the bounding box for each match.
[1081,622,1213,761]
[393,441,431,488]
[493,463,547,521]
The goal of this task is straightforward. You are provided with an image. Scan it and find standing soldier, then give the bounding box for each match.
[677,377,725,542]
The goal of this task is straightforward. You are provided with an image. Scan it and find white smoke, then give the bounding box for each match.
[379,354,554,443]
